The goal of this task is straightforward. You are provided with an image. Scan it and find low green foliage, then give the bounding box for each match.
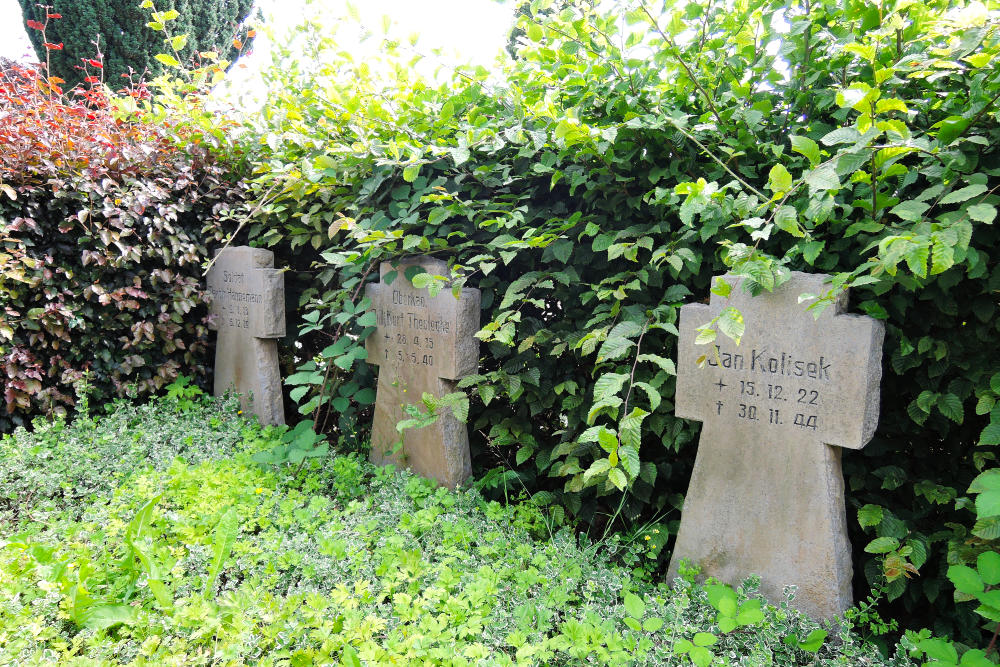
[0,398,916,665]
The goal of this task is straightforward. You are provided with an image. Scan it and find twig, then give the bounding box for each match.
[638,1,723,126]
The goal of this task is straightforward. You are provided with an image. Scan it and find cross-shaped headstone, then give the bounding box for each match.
[667,271,884,620]
[206,246,285,425]
[365,257,481,489]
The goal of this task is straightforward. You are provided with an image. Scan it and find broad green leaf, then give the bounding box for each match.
[804,164,840,193]
[796,629,828,652]
[940,184,987,205]
[821,127,861,146]
[774,205,803,237]
[790,135,820,167]
[967,204,996,224]
[642,617,664,632]
[594,373,629,402]
[890,200,929,221]
[949,564,985,595]
[937,393,963,424]
[402,164,420,183]
[767,164,792,192]
[597,336,634,362]
[717,307,744,344]
[918,638,958,664]
[624,592,645,619]
[693,632,717,647]
[977,491,1000,518]
[204,508,239,598]
[978,552,1000,586]
[865,536,899,554]
[79,605,138,632]
[858,504,883,528]
[170,35,188,51]
[154,53,181,67]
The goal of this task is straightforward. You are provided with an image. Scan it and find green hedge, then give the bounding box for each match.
[234,0,1000,640]
[0,63,246,431]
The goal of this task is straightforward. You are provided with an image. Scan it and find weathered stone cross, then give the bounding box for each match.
[206,246,285,425]
[365,257,481,489]
[668,271,884,620]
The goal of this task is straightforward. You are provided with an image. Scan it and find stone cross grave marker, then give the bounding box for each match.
[667,271,884,620]
[206,246,285,425]
[365,257,480,489]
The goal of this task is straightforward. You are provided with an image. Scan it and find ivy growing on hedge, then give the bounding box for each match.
[0,62,246,431]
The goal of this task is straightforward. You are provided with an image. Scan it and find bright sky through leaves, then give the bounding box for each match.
[0,0,512,75]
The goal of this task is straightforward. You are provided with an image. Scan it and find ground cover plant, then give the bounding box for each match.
[227,0,1000,644]
[0,393,929,665]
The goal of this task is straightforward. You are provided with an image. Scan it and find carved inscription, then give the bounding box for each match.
[373,295,453,369]
[207,270,264,330]
[705,345,829,432]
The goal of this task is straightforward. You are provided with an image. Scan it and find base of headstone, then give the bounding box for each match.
[666,428,853,620]
[369,373,472,489]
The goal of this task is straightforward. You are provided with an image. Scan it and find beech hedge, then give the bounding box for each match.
[234,0,1000,642]
[0,63,245,431]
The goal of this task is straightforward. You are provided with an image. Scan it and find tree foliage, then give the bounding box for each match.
[17,0,255,89]
[0,62,247,431]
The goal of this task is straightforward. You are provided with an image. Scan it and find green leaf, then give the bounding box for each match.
[865,536,899,554]
[804,164,840,193]
[526,23,543,42]
[402,164,420,183]
[717,307,744,344]
[204,508,239,598]
[341,644,363,667]
[597,337,634,362]
[608,465,627,489]
[967,204,996,224]
[936,116,970,145]
[858,504,884,528]
[948,564,985,595]
[796,629,828,653]
[981,422,1000,446]
[642,617,664,632]
[594,373,629,402]
[790,135,821,167]
[821,127,861,145]
[693,632,717,647]
[774,205,803,237]
[919,638,958,664]
[978,552,1000,586]
[940,184,987,205]
[937,393,964,424]
[766,164,792,192]
[170,34,188,51]
[154,53,181,68]
[890,200,930,222]
[977,491,1000,518]
[79,605,139,632]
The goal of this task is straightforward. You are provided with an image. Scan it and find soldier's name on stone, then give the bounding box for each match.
[375,307,452,334]
[705,346,833,381]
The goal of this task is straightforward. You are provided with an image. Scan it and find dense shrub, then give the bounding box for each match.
[236,0,1000,642]
[0,397,916,665]
[0,62,246,431]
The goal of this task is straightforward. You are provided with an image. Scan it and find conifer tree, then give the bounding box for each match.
[18,1,255,89]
